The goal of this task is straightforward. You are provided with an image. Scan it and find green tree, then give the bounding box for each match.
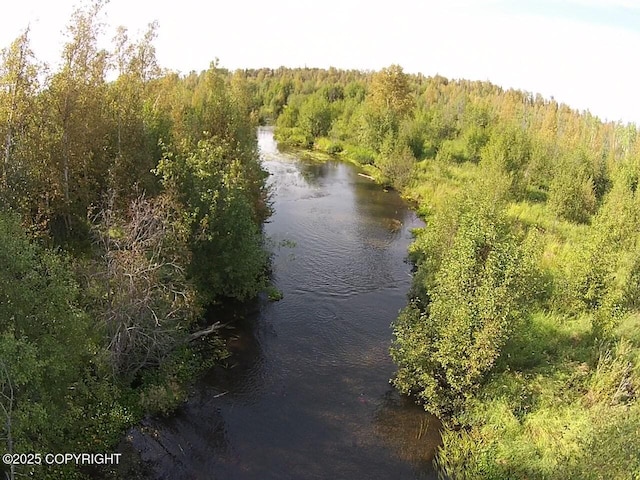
[155,138,268,303]
[0,211,97,476]
[563,162,640,335]
[368,64,412,118]
[0,29,47,231]
[298,93,332,141]
[392,188,535,419]
[0,29,38,194]
[45,0,111,240]
[355,65,413,153]
[108,22,161,202]
[548,149,597,223]
[377,144,416,188]
[480,124,531,200]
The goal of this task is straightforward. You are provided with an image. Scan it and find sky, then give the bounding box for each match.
[1,0,639,124]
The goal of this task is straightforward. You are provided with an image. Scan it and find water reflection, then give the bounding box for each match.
[297,160,341,187]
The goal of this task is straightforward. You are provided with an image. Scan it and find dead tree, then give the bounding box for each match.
[90,192,199,379]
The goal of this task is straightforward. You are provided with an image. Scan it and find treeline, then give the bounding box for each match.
[261,65,640,478]
[1,4,268,479]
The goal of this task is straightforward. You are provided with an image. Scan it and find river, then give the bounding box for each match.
[124,127,440,479]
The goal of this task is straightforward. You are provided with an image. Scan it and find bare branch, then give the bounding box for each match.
[88,191,199,378]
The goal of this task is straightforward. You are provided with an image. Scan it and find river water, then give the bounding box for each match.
[125,127,440,479]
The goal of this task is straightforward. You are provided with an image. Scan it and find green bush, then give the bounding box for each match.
[314,137,343,154]
[274,126,312,148]
[435,335,640,480]
[342,144,377,165]
[376,144,416,188]
[391,188,537,419]
[155,138,269,303]
[548,151,598,224]
[298,93,332,139]
[436,138,468,163]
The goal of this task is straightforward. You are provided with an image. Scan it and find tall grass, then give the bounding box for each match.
[435,309,640,479]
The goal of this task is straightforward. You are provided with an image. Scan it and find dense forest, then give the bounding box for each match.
[2,3,640,480]
[247,66,640,478]
[0,4,270,479]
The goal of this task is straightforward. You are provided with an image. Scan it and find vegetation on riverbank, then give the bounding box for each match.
[252,65,640,479]
[0,5,269,479]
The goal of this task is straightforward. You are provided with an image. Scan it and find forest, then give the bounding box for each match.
[1,3,639,480]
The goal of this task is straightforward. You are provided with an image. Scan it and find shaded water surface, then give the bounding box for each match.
[126,128,440,479]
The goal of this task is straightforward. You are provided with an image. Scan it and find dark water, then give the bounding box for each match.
[126,128,440,479]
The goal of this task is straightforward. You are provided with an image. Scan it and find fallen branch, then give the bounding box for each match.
[185,322,225,343]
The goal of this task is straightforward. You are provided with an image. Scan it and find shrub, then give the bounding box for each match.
[392,188,537,419]
[342,144,377,165]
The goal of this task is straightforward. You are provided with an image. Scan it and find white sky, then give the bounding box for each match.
[2,0,639,125]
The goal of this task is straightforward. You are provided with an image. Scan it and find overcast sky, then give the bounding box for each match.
[2,0,639,124]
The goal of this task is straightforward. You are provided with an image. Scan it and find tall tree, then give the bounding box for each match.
[368,64,412,118]
[109,21,161,202]
[46,0,110,238]
[0,29,39,209]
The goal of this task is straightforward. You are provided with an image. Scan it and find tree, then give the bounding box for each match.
[0,333,40,480]
[356,65,413,153]
[368,64,412,118]
[155,138,268,303]
[0,29,41,218]
[479,124,531,200]
[0,211,93,473]
[377,144,416,188]
[108,22,162,202]
[298,93,332,140]
[45,0,111,239]
[548,149,597,223]
[564,162,640,335]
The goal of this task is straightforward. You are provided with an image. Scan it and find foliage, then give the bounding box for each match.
[3,19,640,479]
[298,93,332,140]
[479,124,531,199]
[368,64,412,118]
[548,150,598,223]
[314,137,343,154]
[155,137,268,303]
[377,144,416,188]
[0,211,94,478]
[565,164,640,336]
[434,323,639,480]
[266,285,284,301]
[0,6,271,478]
[391,187,537,419]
